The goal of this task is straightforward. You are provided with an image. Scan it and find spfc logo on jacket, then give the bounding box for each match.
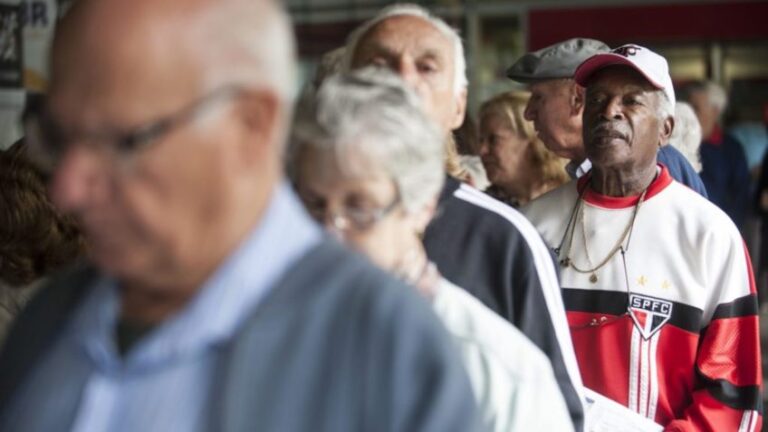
[629,294,673,339]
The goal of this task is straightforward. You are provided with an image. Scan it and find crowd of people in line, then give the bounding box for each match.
[0,0,765,431]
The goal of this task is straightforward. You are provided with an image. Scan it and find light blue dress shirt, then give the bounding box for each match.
[4,183,321,432]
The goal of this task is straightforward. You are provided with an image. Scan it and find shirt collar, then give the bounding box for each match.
[577,164,673,209]
[706,124,724,145]
[71,182,321,370]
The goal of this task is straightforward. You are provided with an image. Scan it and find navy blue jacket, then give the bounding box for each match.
[700,134,750,229]
[658,145,708,198]
[425,177,584,431]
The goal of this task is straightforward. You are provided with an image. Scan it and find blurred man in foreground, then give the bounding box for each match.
[0,0,480,430]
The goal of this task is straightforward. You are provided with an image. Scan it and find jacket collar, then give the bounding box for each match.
[577,164,673,209]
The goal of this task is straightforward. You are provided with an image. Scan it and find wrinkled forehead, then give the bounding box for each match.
[352,15,454,63]
[585,66,658,95]
[527,78,572,99]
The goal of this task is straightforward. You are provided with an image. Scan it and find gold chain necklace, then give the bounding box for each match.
[563,187,648,283]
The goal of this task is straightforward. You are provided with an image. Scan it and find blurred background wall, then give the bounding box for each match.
[287,0,768,120]
[1,0,767,150]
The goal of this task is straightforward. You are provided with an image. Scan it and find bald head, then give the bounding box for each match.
[52,0,296,120]
[43,0,299,298]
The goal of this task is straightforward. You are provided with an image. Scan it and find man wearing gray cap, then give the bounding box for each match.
[508,38,708,196]
[523,44,762,430]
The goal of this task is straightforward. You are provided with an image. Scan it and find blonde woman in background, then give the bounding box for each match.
[478,91,569,206]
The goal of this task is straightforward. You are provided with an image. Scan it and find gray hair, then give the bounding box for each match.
[679,80,727,113]
[192,0,297,149]
[703,81,727,113]
[668,101,702,172]
[657,90,674,122]
[312,46,346,90]
[252,7,297,104]
[198,0,297,104]
[341,4,467,98]
[288,68,445,213]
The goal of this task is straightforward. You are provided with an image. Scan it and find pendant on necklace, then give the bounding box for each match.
[560,257,570,268]
[589,273,598,283]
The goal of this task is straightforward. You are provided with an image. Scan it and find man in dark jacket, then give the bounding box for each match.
[680,80,750,229]
[343,5,586,430]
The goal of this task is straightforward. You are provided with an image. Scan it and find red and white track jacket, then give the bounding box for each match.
[523,166,762,431]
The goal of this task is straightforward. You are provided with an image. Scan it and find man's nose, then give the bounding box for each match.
[523,101,536,121]
[477,139,489,156]
[599,98,624,120]
[50,145,106,213]
[394,58,420,89]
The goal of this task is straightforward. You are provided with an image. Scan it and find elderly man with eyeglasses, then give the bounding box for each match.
[523,45,762,430]
[0,0,482,431]
[342,6,586,429]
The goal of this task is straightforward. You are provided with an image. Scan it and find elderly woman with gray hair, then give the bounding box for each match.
[666,102,703,172]
[287,68,573,432]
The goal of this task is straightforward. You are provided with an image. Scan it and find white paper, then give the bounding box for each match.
[584,388,663,432]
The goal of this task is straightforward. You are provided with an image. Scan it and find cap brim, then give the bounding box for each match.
[574,53,664,90]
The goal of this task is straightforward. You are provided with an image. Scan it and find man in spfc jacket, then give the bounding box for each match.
[524,44,762,430]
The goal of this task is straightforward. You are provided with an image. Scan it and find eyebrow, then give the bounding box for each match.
[357,41,395,58]
[418,49,445,63]
[587,85,653,96]
[357,42,446,63]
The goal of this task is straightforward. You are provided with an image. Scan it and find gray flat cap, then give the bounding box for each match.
[507,38,610,83]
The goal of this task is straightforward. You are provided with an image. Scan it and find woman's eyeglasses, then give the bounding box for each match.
[303,195,400,232]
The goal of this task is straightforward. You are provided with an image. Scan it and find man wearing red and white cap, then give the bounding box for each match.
[523,45,762,431]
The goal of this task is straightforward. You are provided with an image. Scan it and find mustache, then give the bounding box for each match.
[589,122,628,140]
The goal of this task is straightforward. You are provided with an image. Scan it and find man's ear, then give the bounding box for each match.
[232,89,280,167]
[660,115,674,146]
[570,83,585,116]
[448,87,468,131]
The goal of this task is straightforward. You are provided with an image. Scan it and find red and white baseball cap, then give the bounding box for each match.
[574,44,675,107]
